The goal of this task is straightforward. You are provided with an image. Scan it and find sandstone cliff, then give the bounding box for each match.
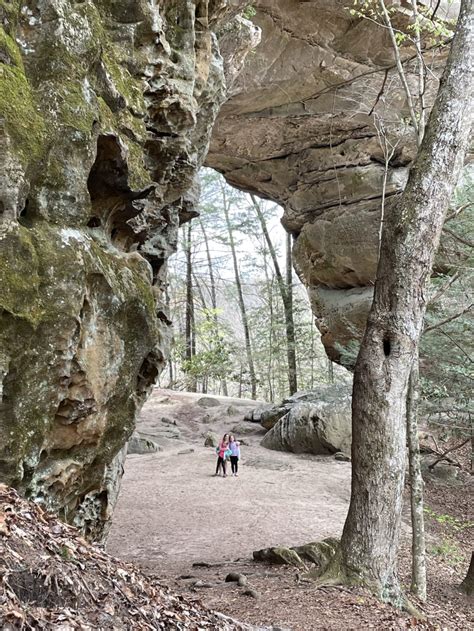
[0,0,460,534]
[207,0,457,362]
[0,0,256,537]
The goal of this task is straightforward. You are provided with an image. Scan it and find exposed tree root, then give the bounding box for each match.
[299,540,425,619]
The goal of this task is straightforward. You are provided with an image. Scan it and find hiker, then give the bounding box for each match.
[228,434,241,477]
[215,433,230,477]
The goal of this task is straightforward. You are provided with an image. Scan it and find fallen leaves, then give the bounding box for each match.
[0,485,251,630]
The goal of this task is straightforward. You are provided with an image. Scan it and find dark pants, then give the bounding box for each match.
[230,456,239,474]
[216,456,227,475]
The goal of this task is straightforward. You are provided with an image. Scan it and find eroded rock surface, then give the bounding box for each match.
[208,0,455,363]
[0,0,256,538]
[259,386,352,456]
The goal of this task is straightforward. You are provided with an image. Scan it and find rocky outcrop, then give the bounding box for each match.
[0,1,257,538]
[259,386,352,456]
[208,0,456,364]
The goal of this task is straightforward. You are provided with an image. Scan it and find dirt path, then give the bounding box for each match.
[107,389,351,576]
[107,389,473,630]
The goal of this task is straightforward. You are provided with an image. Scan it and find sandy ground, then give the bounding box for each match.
[107,389,473,630]
[107,389,351,575]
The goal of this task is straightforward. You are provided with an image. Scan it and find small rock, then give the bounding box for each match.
[204,432,218,448]
[225,572,241,583]
[192,580,214,588]
[237,575,248,587]
[161,416,176,425]
[177,448,194,455]
[227,405,240,416]
[242,587,259,599]
[334,451,351,462]
[0,514,10,537]
[197,397,221,408]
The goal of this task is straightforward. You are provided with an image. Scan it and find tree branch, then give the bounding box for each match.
[424,303,473,333]
[428,270,460,304]
[445,201,473,222]
[442,225,474,248]
[427,438,470,471]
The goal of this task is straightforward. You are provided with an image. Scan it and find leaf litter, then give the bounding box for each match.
[0,484,268,630]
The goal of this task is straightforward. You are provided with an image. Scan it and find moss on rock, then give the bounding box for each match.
[0,50,46,166]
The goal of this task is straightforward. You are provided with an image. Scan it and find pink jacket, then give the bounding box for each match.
[217,441,229,458]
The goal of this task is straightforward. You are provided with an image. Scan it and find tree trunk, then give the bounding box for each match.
[262,247,275,401]
[460,552,474,596]
[339,1,473,604]
[286,232,298,394]
[199,218,218,315]
[223,188,257,399]
[407,350,426,601]
[251,195,297,395]
[184,223,197,392]
[165,283,174,388]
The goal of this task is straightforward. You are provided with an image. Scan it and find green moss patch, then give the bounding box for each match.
[0,225,41,324]
[0,26,22,66]
[0,50,46,165]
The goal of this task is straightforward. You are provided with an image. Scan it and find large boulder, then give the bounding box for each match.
[127,433,159,456]
[260,385,352,456]
[197,397,221,408]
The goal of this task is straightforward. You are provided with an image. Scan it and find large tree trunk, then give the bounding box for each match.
[339,0,473,604]
[251,195,298,395]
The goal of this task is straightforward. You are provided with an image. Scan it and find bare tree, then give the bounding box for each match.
[334,0,473,605]
[251,195,298,395]
[223,185,257,399]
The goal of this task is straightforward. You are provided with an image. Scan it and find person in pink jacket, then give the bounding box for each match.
[215,433,230,477]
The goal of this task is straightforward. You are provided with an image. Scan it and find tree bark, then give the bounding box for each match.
[251,195,298,395]
[199,219,218,315]
[262,247,275,401]
[460,552,474,596]
[184,222,197,392]
[339,0,473,603]
[223,187,257,399]
[406,350,426,601]
[286,232,298,395]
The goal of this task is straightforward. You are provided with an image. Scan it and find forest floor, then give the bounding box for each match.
[107,389,473,630]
